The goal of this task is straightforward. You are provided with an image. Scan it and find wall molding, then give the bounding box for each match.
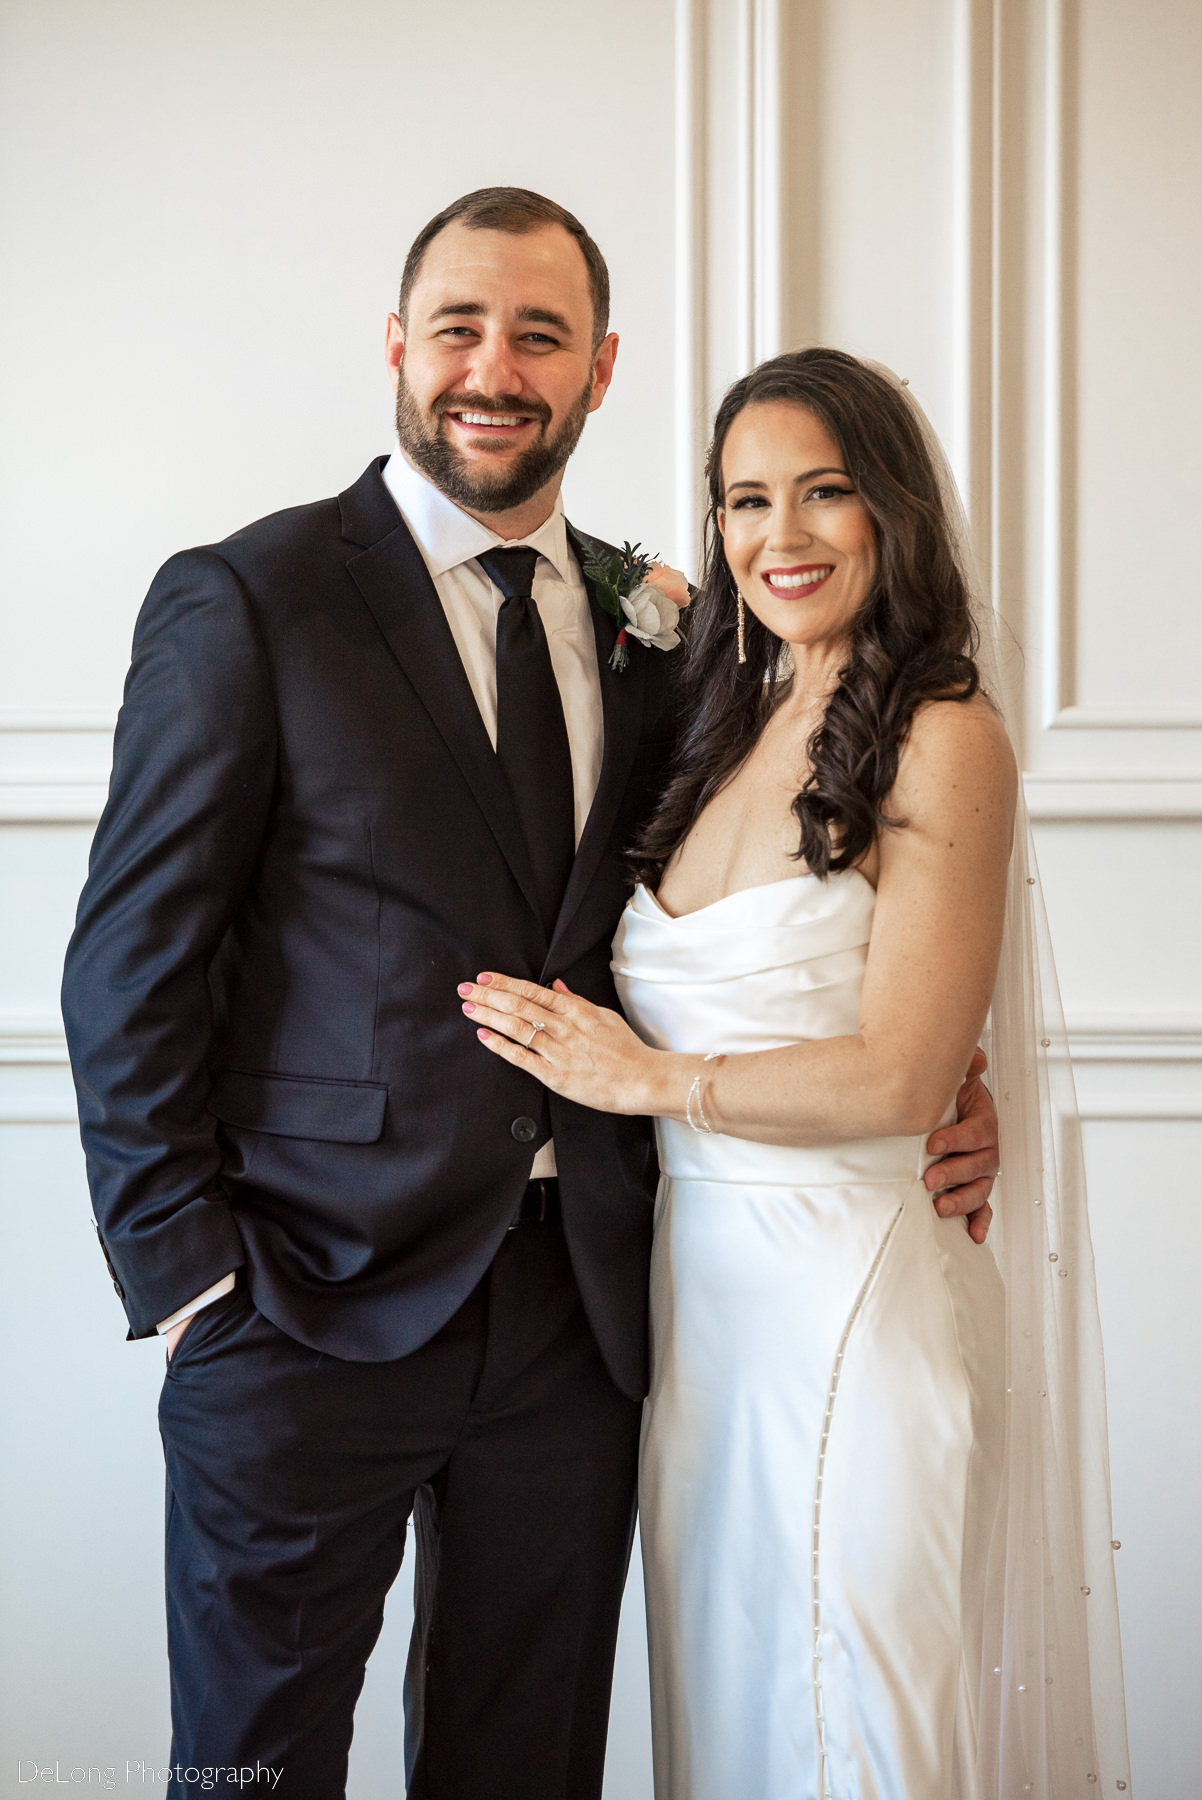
[1076,1097,1202,1122]
[950,0,997,561]
[0,783,111,823]
[3,720,1201,824]
[1065,1014,1202,1063]
[1029,0,1201,739]
[0,711,117,731]
[0,715,114,824]
[672,0,784,573]
[1024,775,1202,820]
[0,1017,77,1125]
[673,0,707,573]
[1047,706,1202,732]
[1039,0,1075,731]
[748,0,784,368]
[0,1017,69,1061]
[3,1010,1198,1130]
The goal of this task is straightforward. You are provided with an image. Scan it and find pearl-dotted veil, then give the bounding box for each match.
[887,370,1132,1797]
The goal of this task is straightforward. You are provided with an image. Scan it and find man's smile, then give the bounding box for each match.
[446,409,539,440]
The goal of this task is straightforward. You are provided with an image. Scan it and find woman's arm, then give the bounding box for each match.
[460,697,1017,1147]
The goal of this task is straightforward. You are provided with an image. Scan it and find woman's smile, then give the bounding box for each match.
[760,563,835,595]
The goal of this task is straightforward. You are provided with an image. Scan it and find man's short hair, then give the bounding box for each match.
[398,187,610,349]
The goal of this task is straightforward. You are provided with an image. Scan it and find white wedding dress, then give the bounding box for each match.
[612,869,1008,1800]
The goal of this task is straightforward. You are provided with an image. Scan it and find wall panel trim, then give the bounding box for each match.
[5,1009,1199,1134]
[1024,776,1202,820]
[674,0,707,572]
[3,721,1202,822]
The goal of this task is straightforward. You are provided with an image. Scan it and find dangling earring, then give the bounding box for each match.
[736,591,747,664]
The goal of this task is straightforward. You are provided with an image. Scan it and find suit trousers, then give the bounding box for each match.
[157,1210,643,1798]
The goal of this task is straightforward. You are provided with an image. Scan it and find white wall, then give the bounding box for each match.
[3,2,1199,1796]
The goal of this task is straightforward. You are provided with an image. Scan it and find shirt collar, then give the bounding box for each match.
[382,450,573,585]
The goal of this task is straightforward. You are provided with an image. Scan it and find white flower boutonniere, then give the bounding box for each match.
[622,580,682,651]
[581,541,691,672]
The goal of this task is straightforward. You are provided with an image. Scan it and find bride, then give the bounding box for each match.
[457,348,1129,1799]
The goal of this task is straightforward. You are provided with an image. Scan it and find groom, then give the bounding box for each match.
[62,188,999,1797]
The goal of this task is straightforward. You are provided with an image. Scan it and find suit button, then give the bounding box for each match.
[510,1116,538,1144]
[112,1279,125,1299]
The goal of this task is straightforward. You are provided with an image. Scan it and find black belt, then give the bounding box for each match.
[508,1177,560,1230]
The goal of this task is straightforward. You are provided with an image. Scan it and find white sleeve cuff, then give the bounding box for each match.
[156,1272,237,1335]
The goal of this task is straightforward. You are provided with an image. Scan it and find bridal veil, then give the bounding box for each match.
[893,373,1132,1797]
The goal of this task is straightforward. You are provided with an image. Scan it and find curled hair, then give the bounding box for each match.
[632,347,981,886]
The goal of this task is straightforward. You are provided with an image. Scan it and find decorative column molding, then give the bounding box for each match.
[750,0,784,368]
[672,0,785,574]
[949,0,998,578]
[1038,0,1074,732]
[673,0,708,576]
[1023,0,1202,739]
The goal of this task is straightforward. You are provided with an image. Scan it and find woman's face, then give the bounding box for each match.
[717,400,877,657]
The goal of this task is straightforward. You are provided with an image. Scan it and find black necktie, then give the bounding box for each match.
[478,547,576,935]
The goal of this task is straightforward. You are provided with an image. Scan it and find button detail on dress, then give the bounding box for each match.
[112,1279,125,1299]
[511,1116,538,1144]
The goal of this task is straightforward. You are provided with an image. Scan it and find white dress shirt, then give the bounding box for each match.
[158,452,603,1334]
[380,453,604,845]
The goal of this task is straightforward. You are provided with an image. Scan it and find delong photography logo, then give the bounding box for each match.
[17,1765,282,1791]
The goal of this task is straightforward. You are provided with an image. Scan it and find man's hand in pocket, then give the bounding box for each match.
[164,1316,194,1360]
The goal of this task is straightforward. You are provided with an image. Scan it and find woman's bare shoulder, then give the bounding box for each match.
[894,693,1018,823]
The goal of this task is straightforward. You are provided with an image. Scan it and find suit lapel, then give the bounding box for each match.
[338,468,649,963]
[547,527,647,965]
[340,467,543,921]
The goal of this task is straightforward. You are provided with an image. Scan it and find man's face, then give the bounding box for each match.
[386,221,618,521]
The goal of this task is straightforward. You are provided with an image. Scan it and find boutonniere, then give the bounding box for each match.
[581,540,690,672]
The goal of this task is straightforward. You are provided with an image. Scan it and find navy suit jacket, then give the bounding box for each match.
[62,458,679,1398]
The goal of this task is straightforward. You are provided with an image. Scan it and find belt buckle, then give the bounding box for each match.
[507,1178,550,1230]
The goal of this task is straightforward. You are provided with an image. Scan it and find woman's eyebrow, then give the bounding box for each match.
[725,466,849,496]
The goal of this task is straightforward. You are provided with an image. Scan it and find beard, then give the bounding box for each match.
[394,367,593,515]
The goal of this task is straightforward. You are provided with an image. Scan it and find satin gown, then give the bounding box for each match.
[612,871,1006,1800]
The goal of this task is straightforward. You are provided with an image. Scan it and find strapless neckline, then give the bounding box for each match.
[640,866,874,924]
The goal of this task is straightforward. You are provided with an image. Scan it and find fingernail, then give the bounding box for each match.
[462,1002,475,1014]
[936,1198,952,1216]
[457,984,473,997]
[477,973,493,985]
[476,1028,489,1041]
[930,1136,947,1155]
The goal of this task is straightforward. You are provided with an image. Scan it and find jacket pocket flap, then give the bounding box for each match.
[207,1069,388,1144]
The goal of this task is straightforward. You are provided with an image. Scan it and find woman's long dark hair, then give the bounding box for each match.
[632,347,981,886]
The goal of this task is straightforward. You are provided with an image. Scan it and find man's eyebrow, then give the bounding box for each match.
[427,301,487,322]
[515,305,572,334]
[424,301,574,336]
[725,466,849,495]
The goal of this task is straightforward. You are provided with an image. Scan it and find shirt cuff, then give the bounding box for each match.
[156,1272,237,1335]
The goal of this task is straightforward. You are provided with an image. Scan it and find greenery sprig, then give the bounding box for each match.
[581,541,659,671]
